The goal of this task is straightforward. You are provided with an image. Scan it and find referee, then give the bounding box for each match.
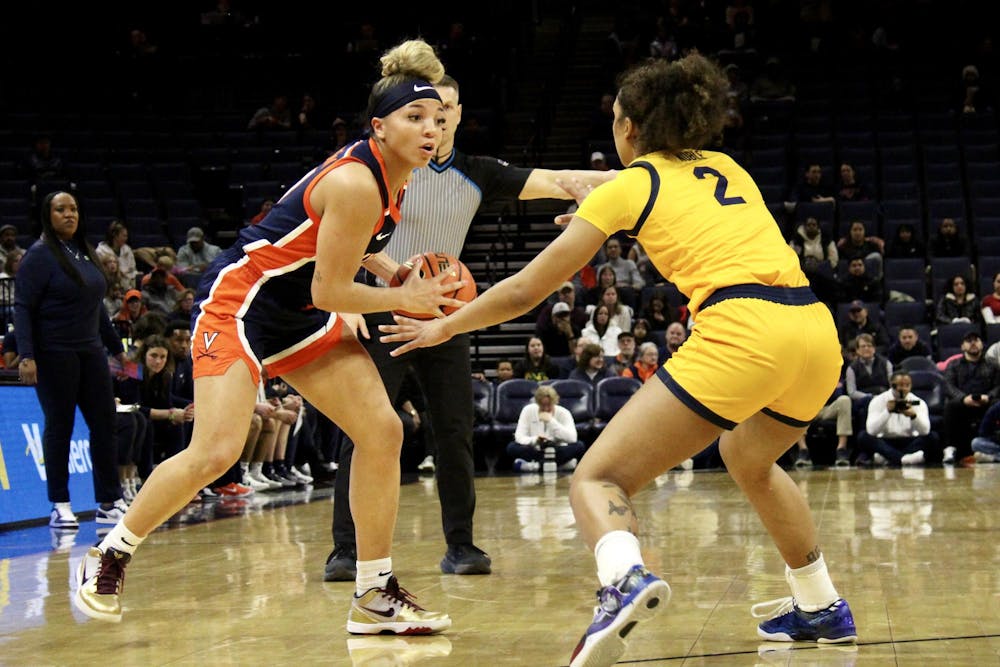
[325,74,616,579]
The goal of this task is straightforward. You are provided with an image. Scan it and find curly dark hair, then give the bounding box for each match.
[616,53,728,154]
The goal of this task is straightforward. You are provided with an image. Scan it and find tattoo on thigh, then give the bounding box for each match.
[806,546,821,564]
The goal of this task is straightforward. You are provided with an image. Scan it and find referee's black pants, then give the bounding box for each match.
[332,312,476,548]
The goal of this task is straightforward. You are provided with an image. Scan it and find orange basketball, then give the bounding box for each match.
[389,252,477,319]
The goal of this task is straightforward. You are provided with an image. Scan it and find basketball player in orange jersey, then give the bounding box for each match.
[324,72,619,583]
[74,39,459,635]
[383,53,856,665]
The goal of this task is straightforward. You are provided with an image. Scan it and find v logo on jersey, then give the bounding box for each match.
[413,84,435,92]
[375,231,391,241]
[202,331,220,351]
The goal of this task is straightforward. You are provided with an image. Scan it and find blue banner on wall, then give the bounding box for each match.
[0,386,94,526]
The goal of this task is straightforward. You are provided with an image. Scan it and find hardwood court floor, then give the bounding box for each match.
[2,465,1000,666]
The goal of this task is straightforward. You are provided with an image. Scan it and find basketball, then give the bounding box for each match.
[389,252,477,319]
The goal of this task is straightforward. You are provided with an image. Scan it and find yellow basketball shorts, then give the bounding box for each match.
[658,285,841,430]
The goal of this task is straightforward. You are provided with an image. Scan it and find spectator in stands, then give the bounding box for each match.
[606,331,636,375]
[329,117,352,154]
[114,334,193,470]
[590,151,610,170]
[837,221,884,276]
[929,217,969,258]
[140,255,185,292]
[837,257,883,304]
[536,301,581,357]
[508,385,585,472]
[170,288,196,322]
[835,163,872,202]
[959,64,992,114]
[790,216,838,270]
[935,274,981,327]
[96,220,138,289]
[99,250,131,314]
[641,290,673,331]
[141,267,181,315]
[887,325,933,365]
[590,285,633,331]
[513,336,560,381]
[586,265,618,306]
[749,56,796,103]
[176,226,222,287]
[15,191,127,529]
[0,248,23,324]
[587,93,615,141]
[980,272,1000,323]
[248,199,273,226]
[664,321,687,359]
[885,223,926,259]
[569,342,614,388]
[789,216,839,304]
[599,237,644,296]
[631,317,655,348]
[857,370,938,466]
[535,281,589,332]
[845,333,892,415]
[22,134,69,185]
[0,223,25,266]
[494,359,515,384]
[556,337,587,379]
[581,303,623,356]
[839,301,889,351]
[942,328,1000,464]
[793,390,853,468]
[247,95,292,130]
[114,289,147,341]
[789,163,834,205]
[295,93,325,132]
[622,342,659,383]
[970,400,1000,462]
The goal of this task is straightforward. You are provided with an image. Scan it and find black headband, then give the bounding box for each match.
[370,79,441,120]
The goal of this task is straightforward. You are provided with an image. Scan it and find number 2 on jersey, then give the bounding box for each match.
[693,166,746,206]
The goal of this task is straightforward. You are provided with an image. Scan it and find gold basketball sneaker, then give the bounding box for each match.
[74,546,131,623]
[347,576,451,635]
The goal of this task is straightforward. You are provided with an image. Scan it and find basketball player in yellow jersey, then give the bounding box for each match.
[381,53,857,666]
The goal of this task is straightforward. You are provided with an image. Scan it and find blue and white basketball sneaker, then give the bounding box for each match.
[569,565,671,667]
[754,596,857,643]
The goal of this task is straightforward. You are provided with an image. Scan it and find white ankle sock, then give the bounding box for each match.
[356,557,392,596]
[99,520,145,556]
[786,555,839,612]
[594,531,643,587]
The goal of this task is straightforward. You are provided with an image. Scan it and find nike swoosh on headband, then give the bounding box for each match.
[413,84,435,92]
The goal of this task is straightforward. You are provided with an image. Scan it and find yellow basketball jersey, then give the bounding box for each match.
[576,149,808,316]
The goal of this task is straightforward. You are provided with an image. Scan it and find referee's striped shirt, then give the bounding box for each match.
[383,149,532,275]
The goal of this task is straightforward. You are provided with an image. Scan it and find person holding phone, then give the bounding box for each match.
[856,370,940,466]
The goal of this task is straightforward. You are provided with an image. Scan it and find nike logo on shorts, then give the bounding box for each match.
[375,232,391,241]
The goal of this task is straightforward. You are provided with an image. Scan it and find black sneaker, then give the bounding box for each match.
[324,544,357,581]
[440,543,491,575]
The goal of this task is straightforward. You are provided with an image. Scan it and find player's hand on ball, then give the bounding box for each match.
[399,257,467,319]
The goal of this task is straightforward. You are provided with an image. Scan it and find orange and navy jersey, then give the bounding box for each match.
[223,137,404,312]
